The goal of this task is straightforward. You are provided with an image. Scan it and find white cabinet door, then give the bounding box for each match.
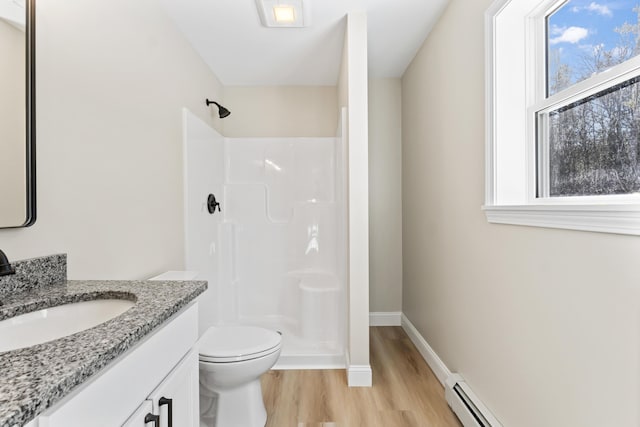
[122,401,155,427]
[148,349,199,427]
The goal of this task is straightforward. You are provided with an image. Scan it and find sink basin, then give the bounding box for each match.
[0,299,135,353]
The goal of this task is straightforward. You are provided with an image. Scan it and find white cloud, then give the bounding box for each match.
[550,26,589,44]
[586,2,613,17]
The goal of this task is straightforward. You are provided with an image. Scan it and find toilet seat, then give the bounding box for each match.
[199,325,282,363]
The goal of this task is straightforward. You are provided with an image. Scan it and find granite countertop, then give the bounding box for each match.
[0,277,207,427]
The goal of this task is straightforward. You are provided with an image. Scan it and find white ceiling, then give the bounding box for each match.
[159,0,449,86]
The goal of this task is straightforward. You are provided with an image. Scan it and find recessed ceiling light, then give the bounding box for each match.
[273,6,296,23]
[255,0,308,28]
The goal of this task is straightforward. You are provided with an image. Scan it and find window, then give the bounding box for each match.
[485,0,640,235]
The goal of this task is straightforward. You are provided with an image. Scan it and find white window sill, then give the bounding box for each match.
[482,204,640,236]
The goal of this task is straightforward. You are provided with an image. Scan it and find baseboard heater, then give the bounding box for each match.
[445,374,503,427]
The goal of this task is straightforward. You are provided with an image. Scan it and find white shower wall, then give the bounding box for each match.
[183,109,224,334]
[184,110,346,369]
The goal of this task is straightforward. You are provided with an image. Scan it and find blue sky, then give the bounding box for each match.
[547,0,638,91]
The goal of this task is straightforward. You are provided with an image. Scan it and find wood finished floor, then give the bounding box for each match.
[261,327,462,427]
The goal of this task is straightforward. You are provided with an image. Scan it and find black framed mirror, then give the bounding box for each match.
[0,0,35,228]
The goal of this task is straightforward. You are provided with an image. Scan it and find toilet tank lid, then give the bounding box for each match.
[199,326,282,359]
[148,271,199,281]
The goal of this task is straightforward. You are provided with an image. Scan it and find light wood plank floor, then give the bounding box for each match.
[262,327,462,427]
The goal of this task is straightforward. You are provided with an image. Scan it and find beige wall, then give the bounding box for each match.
[402,0,640,426]
[222,86,337,137]
[0,19,27,226]
[0,0,224,279]
[368,78,402,312]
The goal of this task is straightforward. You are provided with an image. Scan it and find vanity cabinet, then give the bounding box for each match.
[35,303,200,427]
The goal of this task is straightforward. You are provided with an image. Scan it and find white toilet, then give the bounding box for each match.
[199,325,282,427]
[148,271,282,427]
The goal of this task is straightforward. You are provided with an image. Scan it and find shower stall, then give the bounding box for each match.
[183,109,347,368]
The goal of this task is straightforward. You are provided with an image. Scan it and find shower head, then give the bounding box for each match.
[206,99,231,119]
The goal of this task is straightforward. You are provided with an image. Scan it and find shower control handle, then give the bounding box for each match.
[207,194,221,214]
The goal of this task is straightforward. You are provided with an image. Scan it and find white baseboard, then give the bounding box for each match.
[400,313,451,386]
[274,354,346,370]
[345,351,372,387]
[347,364,373,387]
[369,311,402,326]
[395,314,501,426]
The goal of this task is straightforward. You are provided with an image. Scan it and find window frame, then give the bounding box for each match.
[484,0,640,236]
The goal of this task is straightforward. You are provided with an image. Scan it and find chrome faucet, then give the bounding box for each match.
[0,250,16,277]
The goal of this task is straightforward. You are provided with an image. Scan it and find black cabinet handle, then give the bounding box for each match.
[159,396,173,427]
[144,413,159,426]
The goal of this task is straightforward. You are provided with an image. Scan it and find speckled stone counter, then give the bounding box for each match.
[0,278,207,427]
[0,254,67,300]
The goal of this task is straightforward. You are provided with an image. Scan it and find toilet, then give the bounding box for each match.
[199,326,282,427]
[147,271,282,427]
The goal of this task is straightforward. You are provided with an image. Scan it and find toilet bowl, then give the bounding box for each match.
[198,325,282,427]
[147,271,281,426]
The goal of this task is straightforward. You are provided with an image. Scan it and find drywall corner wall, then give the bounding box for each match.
[402,0,640,425]
[221,86,338,137]
[339,12,371,386]
[338,32,349,111]
[368,78,402,313]
[0,0,224,280]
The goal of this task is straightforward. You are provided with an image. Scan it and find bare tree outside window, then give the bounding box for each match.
[543,2,640,197]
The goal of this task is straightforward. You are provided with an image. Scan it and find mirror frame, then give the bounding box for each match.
[24,0,36,227]
[1,0,36,228]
